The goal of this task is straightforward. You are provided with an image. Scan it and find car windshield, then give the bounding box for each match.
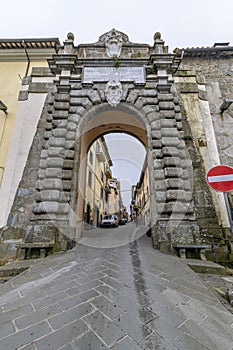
[103,215,112,220]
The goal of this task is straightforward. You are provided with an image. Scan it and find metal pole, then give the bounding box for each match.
[223,192,233,234]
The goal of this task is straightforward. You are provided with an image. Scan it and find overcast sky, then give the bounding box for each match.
[1,0,232,50]
[2,0,232,210]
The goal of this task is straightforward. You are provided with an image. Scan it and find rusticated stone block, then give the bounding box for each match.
[151,120,161,130]
[146,110,160,122]
[48,147,65,157]
[159,110,175,118]
[162,147,179,157]
[151,130,161,139]
[66,131,76,140]
[65,141,75,150]
[154,169,165,180]
[62,170,72,179]
[166,190,192,202]
[45,168,63,178]
[154,180,166,190]
[70,97,92,108]
[161,137,180,147]
[54,93,70,102]
[174,105,181,112]
[63,180,72,191]
[46,158,64,168]
[175,113,182,121]
[88,90,101,104]
[152,140,162,149]
[53,129,67,138]
[67,122,77,131]
[53,110,69,119]
[160,119,177,128]
[49,138,66,147]
[65,150,75,159]
[126,90,139,103]
[69,114,81,124]
[54,102,70,110]
[36,179,63,190]
[142,105,156,114]
[162,157,181,168]
[52,120,67,128]
[183,180,192,191]
[165,178,184,189]
[158,93,173,101]
[161,128,179,137]
[159,101,174,110]
[39,159,47,169]
[39,190,60,202]
[163,202,192,214]
[63,160,74,169]
[153,160,162,169]
[164,167,183,178]
[156,191,167,202]
[142,89,158,97]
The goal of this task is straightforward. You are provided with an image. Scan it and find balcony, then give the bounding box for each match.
[105,165,112,178]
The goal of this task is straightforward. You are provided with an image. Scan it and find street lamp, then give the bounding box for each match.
[220,99,233,113]
[0,100,8,115]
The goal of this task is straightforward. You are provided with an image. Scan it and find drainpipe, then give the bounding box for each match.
[22,40,30,77]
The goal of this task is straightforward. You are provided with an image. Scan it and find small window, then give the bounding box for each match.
[88,170,92,187]
[89,151,93,165]
[101,171,104,182]
[100,187,104,199]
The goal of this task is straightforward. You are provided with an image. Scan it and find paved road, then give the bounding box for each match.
[0,223,233,350]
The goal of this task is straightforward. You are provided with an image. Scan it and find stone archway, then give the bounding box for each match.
[72,105,154,239]
[2,29,227,261]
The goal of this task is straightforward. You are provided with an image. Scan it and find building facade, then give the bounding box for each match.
[0,30,233,263]
[131,156,150,226]
[84,137,112,227]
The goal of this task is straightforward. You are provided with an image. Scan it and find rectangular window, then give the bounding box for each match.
[101,171,104,183]
[88,170,92,187]
[89,151,93,165]
[100,187,104,199]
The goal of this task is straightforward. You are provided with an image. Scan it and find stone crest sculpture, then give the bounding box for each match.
[105,28,123,58]
[105,79,122,107]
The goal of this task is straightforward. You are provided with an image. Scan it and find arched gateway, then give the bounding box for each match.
[1,30,231,261]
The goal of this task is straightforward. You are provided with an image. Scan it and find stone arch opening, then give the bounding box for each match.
[72,104,155,239]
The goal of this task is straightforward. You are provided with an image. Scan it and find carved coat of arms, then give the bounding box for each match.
[105,28,123,58]
[105,79,122,107]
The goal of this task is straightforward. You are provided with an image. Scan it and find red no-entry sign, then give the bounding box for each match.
[206,165,233,192]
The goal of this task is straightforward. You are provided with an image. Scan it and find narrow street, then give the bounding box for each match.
[0,224,232,349]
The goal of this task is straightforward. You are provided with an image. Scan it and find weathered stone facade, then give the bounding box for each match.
[0,31,232,263]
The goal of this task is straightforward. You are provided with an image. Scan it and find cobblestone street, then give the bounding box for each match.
[0,224,233,350]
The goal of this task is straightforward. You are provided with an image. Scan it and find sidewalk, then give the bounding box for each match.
[0,228,232,350]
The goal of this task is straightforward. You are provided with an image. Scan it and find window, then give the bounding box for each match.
[89,151,93,165]
[100,187,104,199]
[96,142,101,153]
[88,170,92,187]
[101,171,104,182]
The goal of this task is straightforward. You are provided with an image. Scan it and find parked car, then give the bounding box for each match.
[100,215,119,228]
[119,218,127,225]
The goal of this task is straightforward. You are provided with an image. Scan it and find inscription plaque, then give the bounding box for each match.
[83,67,145,84]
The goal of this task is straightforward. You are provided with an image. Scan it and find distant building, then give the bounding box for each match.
[107,178,125,217]
[131,155,150,226]
[84,137,112,227]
